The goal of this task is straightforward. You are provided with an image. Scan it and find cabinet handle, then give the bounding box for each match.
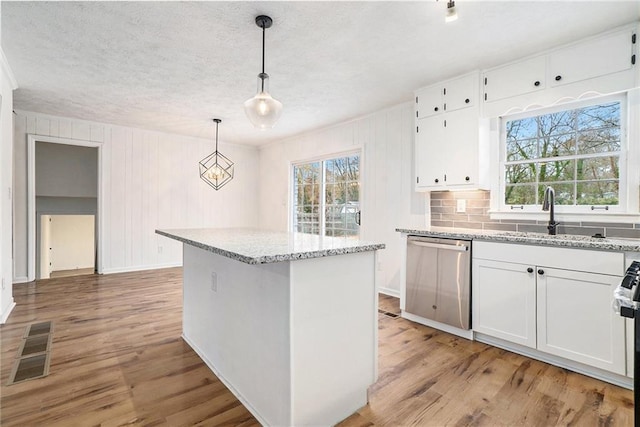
[527,267,534,273]
[434,107,439,112]
[465,176,470,181]
[538,269,545,275]
[534,81,540,87]
[434,178,439,183]
[555,75,562,81]
[465,98,470,104]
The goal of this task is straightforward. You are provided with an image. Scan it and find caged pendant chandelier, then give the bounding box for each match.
[199,119,234,190]
[243,15,283,129]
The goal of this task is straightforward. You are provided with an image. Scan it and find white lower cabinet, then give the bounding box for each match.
[473,259,536,348]
[472,241,626,376]
[536,267,625,375]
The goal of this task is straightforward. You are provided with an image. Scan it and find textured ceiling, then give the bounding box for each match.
[2,1,640,146]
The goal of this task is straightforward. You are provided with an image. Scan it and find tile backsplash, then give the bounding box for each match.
[430,190,640,239]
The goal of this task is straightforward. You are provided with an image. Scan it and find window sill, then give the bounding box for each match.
[489,210,640,224]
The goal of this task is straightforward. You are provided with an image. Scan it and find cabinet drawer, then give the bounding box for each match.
[473,240,624,276]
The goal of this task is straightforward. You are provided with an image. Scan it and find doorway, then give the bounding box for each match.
[39,215,95,279]
[27,136,102,281]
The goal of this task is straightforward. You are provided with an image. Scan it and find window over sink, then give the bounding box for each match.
[499,94,627,214]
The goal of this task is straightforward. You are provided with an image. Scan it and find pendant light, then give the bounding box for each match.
[243,15,283,129]
[445,0,458,22]
[199,119,234,190]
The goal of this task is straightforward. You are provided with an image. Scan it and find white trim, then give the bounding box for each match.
[378,287,400,298]
[290,150,363,237]
[0,48,18,89]
[0,301,16,324]
[27,135,104,281]
[100,262,182,275]
[496,93,631,214]
[12,276,29,284]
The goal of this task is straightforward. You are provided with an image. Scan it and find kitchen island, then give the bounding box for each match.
[156,228,385,426]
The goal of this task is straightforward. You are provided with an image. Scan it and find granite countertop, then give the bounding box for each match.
[156,228,385,265]
[396,226,640,252]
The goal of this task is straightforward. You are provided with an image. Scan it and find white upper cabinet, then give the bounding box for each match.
[444,74,477,112]
[548,29,634,87]
[415,85,444,119]
[483,55,546,102]
[482,24,637,117]
[414,72,482,191]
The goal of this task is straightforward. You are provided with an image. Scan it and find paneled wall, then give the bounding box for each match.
[1,50,17,323]
[13,111,259,280]
[258,103,426,296]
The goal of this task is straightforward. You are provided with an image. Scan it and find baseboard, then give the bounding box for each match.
[13,276,29,284]
[181,334,269,426]
[474,332,633,390]
[378,287,400,298]
[100,262,182,275]
[1,300,16,324]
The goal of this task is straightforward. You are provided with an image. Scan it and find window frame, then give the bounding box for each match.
[290,149,362,237]
[497,93,628,215]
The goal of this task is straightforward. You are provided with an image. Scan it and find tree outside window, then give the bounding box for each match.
[504,101,621,207]
[293,154,360,237]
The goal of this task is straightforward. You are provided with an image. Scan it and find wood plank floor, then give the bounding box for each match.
[1,269,633,426]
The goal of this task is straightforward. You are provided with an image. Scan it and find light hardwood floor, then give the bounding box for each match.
[1,269,633,426]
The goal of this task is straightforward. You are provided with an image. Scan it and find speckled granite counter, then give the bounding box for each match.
[396,226,640,252]
[156,228,385,264]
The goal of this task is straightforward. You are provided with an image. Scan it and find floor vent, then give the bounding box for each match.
[378,309,399,319]
[8,321,53,385]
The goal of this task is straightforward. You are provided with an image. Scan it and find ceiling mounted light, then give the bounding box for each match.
[243,15,283,130]
[199,119,234,190]
[445,0,458,22]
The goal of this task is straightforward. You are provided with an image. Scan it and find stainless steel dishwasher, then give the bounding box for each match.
[405,236,471,330]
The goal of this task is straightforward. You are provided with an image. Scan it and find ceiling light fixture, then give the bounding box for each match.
[244,15,283,130]
[445,0,458,22]
[199,119,234,190]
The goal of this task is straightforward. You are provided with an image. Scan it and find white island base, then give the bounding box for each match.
[181,243,378,426]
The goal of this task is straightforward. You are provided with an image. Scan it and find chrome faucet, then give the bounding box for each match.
[542,186,559,235]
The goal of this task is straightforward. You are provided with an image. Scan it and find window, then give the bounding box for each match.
[501,96,624,211]
[292,153,360,237]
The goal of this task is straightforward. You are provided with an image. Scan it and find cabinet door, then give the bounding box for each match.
[472,259,537,348]
[536,267,625,374]
[416,85,443,119]
[549,29,634,87]
[483,56,546,102]
[444,74,477,112]
[416,115,445,189]
[443,108,478,187]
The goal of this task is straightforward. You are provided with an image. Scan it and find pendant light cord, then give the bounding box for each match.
[261,21,266,92]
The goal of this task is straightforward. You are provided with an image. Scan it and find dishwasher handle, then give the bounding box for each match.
[408,240,469,252]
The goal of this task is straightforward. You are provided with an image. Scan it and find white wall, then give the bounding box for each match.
[0,43,17,323]
[13,111,260,280]
[258,102,426,296]
[40,214,51,279]
[50,214,95,272]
